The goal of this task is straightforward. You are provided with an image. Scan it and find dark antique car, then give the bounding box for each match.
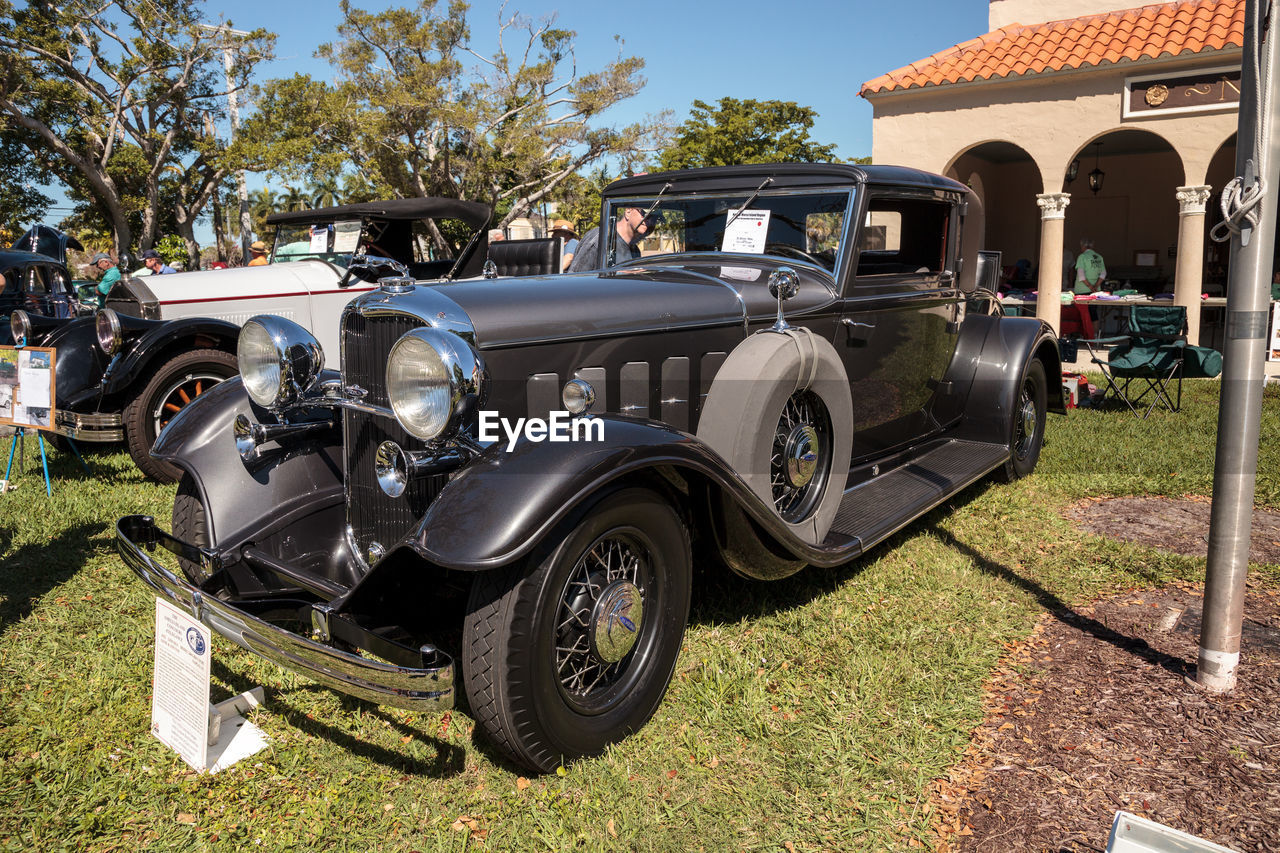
[0,226,88,344]
[118,164,1063,772]
[12,198,491,481]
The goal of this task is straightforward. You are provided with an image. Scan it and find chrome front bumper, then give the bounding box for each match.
[117,515,454,712]
[55,410,123,442]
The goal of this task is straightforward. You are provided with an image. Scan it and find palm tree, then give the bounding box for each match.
[280,186,309,212]
[250,187,278,221]
[309,177,342,209]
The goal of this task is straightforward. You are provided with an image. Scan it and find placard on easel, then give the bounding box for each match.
[0,345,56,430]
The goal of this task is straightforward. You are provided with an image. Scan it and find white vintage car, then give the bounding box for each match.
[18,198,493,481]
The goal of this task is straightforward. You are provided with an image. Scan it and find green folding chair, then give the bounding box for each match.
[1084,305,1207,418]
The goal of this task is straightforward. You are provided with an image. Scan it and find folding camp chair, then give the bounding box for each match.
[1083,305,1189,418]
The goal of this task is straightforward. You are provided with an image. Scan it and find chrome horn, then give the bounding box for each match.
[233,413,334,464]
[374,440,467,497]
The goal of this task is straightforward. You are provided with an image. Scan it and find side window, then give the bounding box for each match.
[856,197,951,278]
[47,265,70,295]
[0,266,16,313]
[25,265,49,296]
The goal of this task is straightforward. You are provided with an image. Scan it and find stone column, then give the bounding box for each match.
[1035,193,1071,333]
[1174,185,1212,346]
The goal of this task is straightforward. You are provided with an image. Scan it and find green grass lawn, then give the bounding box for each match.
[2,380,1278,852]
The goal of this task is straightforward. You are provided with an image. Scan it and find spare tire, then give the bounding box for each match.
[697,328,853,545]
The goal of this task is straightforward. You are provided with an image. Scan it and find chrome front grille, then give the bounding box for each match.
[342,309,446,557]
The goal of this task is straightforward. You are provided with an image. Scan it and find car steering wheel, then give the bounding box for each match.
[764,243,824,267]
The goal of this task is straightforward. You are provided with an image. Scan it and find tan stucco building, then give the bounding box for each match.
[861,0,1247,344]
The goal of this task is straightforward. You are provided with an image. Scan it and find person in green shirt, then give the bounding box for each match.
[1074,239,1107,295]
[91,252,121,308]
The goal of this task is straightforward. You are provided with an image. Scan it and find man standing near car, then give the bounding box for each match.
[247,240,269,266]
[91,252,120,308]
[567,206,652,272]
[140,249,177,275]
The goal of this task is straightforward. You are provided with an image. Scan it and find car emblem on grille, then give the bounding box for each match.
[368,541,386,563]
[344,384,368,400]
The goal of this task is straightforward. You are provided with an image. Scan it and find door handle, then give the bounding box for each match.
[841,318,874,329]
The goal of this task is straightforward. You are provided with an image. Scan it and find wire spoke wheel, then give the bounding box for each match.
[553,531,650,713]
[463,488,691,772]
[769,389,833,523]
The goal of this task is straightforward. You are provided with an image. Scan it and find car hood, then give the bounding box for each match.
[436,256,837,349]
[144,260,346,307]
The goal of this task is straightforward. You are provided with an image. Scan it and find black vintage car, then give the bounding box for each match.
[0,226,87,343]
[118,164,1063,772]
[12,198,491,481]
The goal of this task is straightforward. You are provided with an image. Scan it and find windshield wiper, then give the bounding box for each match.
[724,177,774,230]
[642,182,673,219]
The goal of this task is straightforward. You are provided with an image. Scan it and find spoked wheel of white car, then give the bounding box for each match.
[697,327,853,545]
[462,488,691,773]
[123,348,237,483]
[1000,359,1048,482]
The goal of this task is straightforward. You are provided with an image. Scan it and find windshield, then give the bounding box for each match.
[269,217,473,270]
[603,189,852,273]
[271,220,365,265]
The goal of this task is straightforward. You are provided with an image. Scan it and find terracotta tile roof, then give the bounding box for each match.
[860,0,1243,95]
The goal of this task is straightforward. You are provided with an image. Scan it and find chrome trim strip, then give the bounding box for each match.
[54,410,124,442]
[117,516,454,711]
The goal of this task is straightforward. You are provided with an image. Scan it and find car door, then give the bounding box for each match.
[832,191,962,461]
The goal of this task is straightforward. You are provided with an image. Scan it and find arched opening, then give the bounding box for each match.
[947,141,1042,287]
[1063,129,1184,295]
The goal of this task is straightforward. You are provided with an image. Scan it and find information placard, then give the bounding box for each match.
[721,209,771,254]
[151,598,212,771]
[0,346,56,430]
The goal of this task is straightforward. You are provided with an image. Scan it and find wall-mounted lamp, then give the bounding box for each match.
[1065,158,1080,184]
[1087,142,1105,195]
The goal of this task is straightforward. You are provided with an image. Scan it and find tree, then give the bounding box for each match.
[659,98,840,171]
[0,0,274,253]
[245,0,668,236]
[309,176,342,209]
[0,123,53,241]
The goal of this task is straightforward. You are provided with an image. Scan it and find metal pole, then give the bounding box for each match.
[207,25,253,263]
[1197,0,1280,692]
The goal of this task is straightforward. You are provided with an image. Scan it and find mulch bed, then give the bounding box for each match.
[930,499,1280,853]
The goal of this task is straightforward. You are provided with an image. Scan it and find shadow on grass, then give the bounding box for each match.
[211,659,467,778]
[0,521,103,633]
[929,524,1192,678]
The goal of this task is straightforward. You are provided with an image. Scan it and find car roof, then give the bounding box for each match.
[604,163,968,197]
[0,249,66,267]
[265,197,492,227]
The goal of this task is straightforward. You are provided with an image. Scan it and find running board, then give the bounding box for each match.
[825,440,1009,551]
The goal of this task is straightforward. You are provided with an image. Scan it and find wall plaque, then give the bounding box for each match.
[1124,65,1241,119]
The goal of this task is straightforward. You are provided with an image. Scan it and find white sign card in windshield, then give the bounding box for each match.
[333,220,362,254]
[721,209,771,254]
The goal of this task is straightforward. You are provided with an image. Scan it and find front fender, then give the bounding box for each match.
[951,315,1065,445]
[102,316,241,396]
[408,415,855,571]
[151,371,344,547]
[44,317,111,409]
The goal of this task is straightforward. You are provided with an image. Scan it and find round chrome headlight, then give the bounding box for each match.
[561,378,596,415]
[95,308,122,355]
[10,310,32,345]
[237,315,324,409]
[385,328,486,441]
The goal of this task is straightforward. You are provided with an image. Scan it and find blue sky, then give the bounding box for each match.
[44,0,991,242]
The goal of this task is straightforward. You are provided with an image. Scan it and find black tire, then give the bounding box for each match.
[172,473,212,584]
[463,488,692,772]
[1001,359,1048,482]
[123,348,237,483]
